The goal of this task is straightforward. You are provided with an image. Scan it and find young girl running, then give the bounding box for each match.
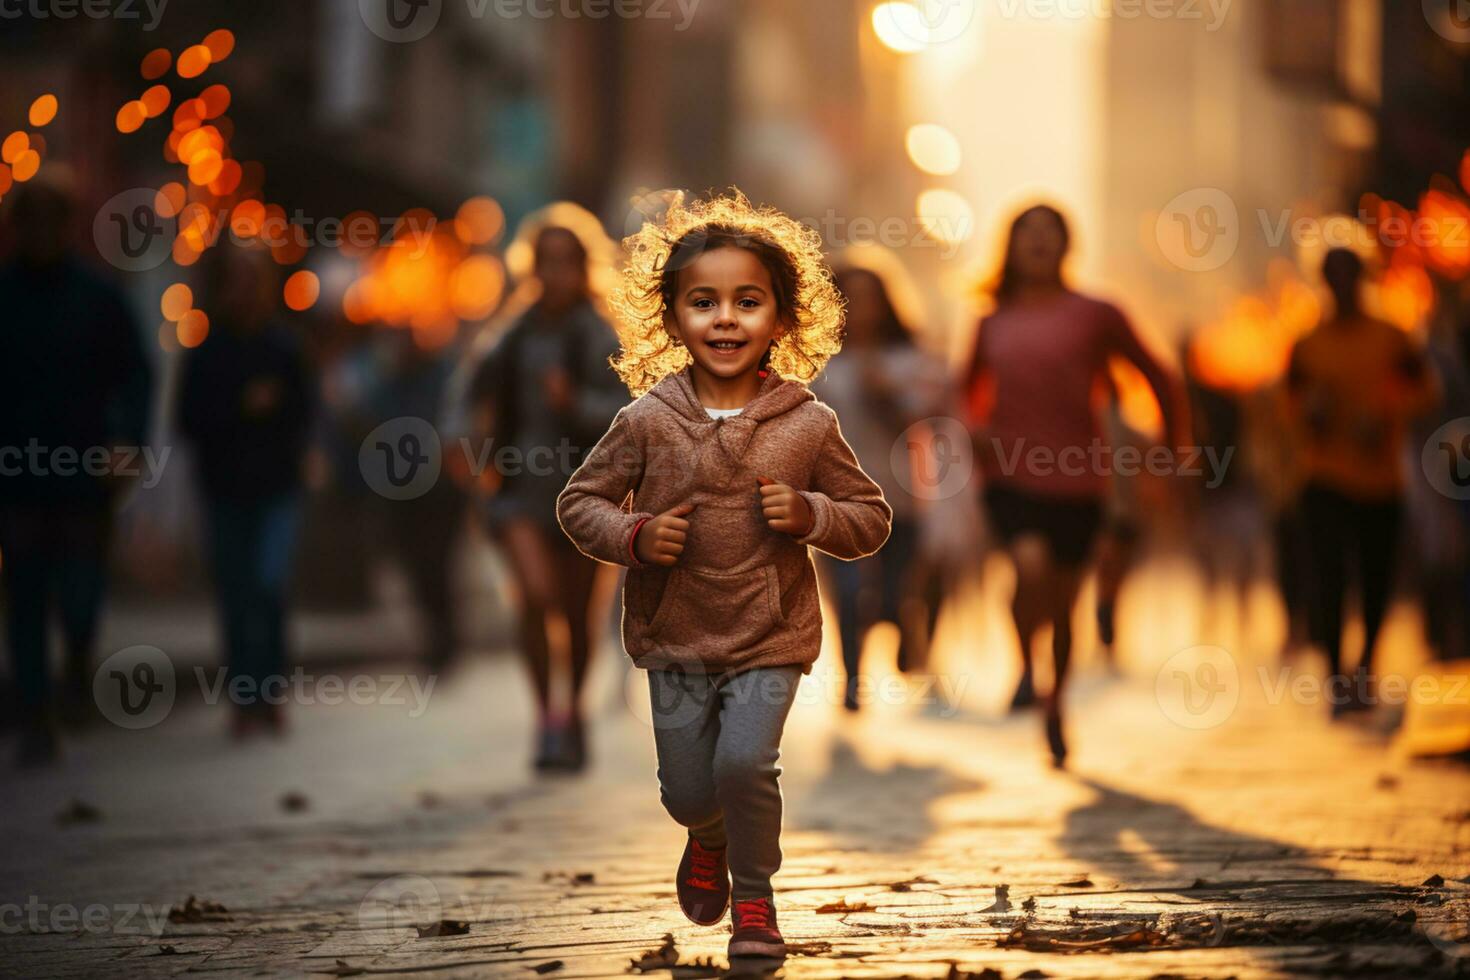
[557,192,891,958]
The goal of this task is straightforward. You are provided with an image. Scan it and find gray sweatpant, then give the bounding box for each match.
[647,665,802,901]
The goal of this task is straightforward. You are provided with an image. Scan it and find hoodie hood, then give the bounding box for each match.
[648,368,815,465]
[649,367,814,423]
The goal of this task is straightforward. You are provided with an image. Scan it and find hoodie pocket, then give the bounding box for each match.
[646,564,785,659]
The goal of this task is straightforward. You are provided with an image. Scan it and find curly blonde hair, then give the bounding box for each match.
[609,190,845,396]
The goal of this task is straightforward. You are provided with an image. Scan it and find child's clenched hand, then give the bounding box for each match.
[635,502,696,566]
[757,476,814,537]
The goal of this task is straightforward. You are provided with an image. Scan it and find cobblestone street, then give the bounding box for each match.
[3,560,1469,979]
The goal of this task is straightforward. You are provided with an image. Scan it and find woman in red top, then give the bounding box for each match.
[965,204,1182,766]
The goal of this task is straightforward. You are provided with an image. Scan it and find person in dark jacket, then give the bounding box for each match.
[0,173,154,767]
[455,220,624,771]
[177,244,315,737]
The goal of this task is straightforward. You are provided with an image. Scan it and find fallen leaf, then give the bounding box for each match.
[981,885,1011,914]
[327,960,365,977]
[945,966,1002,980]
[531,961,563,974]
[1017,971,1052,979]
[155,945,177,956]
[167,896,230,923]
[415,919,469,938]
[1376,773,1400,790]
[999,922,1168,952]
[1423,874,1446,887]
[815,898,876,914]
[629,933,679,972]
[1058,876,1094,888]
[55,800,102,826]
[280,791,309,813]
[1021,896,1038,913]
[889,875,938,892]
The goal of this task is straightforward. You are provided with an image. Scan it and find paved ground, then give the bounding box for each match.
[2,554,1469,979]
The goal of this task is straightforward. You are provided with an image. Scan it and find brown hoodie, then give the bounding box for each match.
[557,368,892,674]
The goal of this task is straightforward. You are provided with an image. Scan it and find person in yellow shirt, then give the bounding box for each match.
[1286,248,1437,716]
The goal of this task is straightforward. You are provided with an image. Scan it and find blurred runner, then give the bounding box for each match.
[817,260,954,710]
[450,211,624,772]
[1285,248,1437,716]
[964,204,1184,766]
[0,172,154,766]
[177,244,316,738]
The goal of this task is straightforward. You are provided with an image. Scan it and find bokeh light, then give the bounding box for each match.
[141,85,171,118]
[177,45,212,79]
[176,309,209,347]
[905,124,962,176]
[284,270,320,311]
[161,284,193,321]
[116,100,147,134]
[872,3,928,53]
[916,188,975,244]
[2,131,28,164]
[28,94,57,128]
[454,196,505,246]
[141,48,171,80]
[11,150,39,183]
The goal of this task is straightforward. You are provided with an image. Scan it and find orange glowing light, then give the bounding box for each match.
[203,29,235,62]
[188,150,224,186]
[155,182,187,218]
[0,165,12,196]
[271,228,308,266]
[140,85,171,118]
[177,125,222,164]
[343,281,374,324]
[177,45,212,79]
[177,309,209,347]
[1419,189,1470,280]
[1378,258,1436,331]
[1106,357,1164,436]
[231,200,266,238]
[454,197,505,246]
[284,271,320,311]
[340,211,380,257]
[207,159,242,197]
[11,150,39,183]
[413,317,458,351]
[449,255,505,320]
[141,48,171,80]
[161,284,193,321]
[173,98,205,133]
[3,131,28,164]
[28,95,57,128]
[172,235,204,267]
[199,84,231,118]
[116,101,147,134]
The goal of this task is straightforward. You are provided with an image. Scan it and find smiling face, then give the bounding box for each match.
[665,245,785,401]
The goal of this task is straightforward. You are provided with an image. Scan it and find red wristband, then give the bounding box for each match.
[628,516,652,566]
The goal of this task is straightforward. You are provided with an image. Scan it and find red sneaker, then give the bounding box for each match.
[729,896,786,958]
[676,835,729,925]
